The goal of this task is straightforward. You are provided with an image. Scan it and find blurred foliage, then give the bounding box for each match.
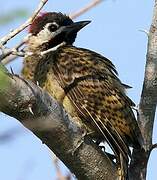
[0,63,9,91]
[0,9,28,26]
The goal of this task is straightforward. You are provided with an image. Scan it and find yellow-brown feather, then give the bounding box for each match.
[22,44,143,160]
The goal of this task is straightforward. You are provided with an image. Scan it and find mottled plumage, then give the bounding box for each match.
[22,12,143,179]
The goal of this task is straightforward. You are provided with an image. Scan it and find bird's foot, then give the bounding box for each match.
[71,130,92,155]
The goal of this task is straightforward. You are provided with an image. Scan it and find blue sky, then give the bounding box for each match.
[0,0,156,179]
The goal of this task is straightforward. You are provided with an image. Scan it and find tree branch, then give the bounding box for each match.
[150,143,157,151]
[0,0,48,46]
[139,0,157,151]
[0,64,117,180]
[0,0,48,65]
[0,40,25,61]
[1,0,104,65]
[129,1,157,179]
[69,0,104,19]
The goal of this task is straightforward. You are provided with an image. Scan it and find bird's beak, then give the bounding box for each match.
[49,20,91,42]
[64,20,91,33]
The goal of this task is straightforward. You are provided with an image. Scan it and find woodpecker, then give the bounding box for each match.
[22,12,143,179]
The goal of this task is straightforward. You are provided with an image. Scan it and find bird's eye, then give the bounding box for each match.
[48,24,58,32]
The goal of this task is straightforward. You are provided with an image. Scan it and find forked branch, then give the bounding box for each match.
[0,0,48,46]
[1,0,104,65]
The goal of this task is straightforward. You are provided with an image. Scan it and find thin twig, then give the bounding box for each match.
[1,0,104,65]
[0,41,25,60]
[139,29,149,37]
[2,54,18,65]
[8,49,25,57]
[69,0,104,19]
[40,42,66,56]
[150,143,157,152]
[1,47,32,60]
[0,0,48,64]
[0,0,48,46]
[0,34,31,64]
[2,41,65,63]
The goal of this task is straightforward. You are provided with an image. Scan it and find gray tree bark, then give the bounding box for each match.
[129,1,157,179]
[0,70,117,180]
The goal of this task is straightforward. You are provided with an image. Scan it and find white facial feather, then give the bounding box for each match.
[27,22,66,51]
[36,23,56,44]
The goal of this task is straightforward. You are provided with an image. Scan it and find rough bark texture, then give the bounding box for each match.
[129,1,157,179]
[0,69,117,180]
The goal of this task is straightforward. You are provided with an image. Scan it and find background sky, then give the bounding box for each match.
[0,0,156,179]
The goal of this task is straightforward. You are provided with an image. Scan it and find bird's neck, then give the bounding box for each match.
[22,37,71,81]
[26,35,48,53]
[26,34,72,53]
[22,36,47,81]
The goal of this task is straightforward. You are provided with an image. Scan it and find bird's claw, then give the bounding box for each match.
[71,129,88,155]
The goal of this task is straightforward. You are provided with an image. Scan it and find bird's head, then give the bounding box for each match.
[28,12,91,50]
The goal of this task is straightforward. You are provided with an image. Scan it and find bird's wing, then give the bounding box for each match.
[50,46,143,159]
[33,46,142,159]
[68,77,132,159]
[53,70,131,159]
